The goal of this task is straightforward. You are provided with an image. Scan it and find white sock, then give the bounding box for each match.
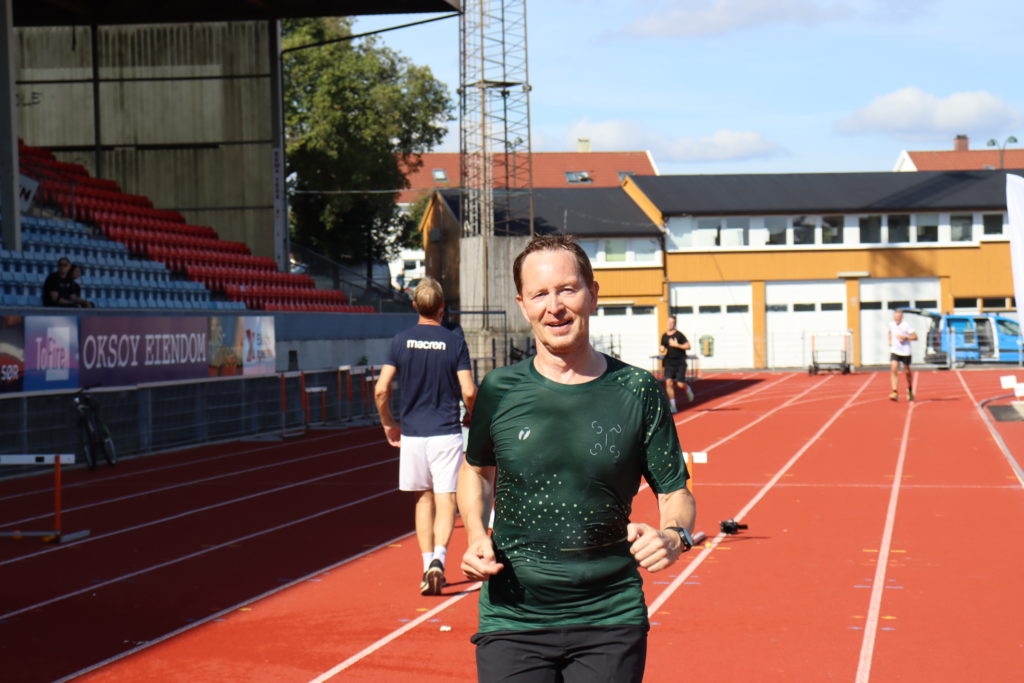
[669,398,677,411]
[422,552,433,572]
[433,546,447,567]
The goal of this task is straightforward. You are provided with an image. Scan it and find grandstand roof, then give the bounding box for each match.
[628,170,1019,217]
[13,1,459,27]
[439,186,661,237]
[399,151,658,204]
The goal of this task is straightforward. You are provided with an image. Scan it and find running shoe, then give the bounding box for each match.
[908,389,915,401]
[889,390,898,402]
[421,559,445,596]
[685,385,695,403]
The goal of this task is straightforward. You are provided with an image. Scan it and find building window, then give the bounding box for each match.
[888,214,910,243]
[981,297,1007,309]
[953,297,977,309]
[766,304,788,312]
[860,301,882,310]
[821,302,843,311]
[601,306,628,316]
[432,168,448,182]
[632,306,655,315]
[859,215,882,244]
[950,214,973,242]
[887,300,911,309]
[822,216,844,244]
[604,238,628,262]
[726,304,749,313]
[695,217,721,247]
[721,217,749,246]
[792,216,815,245]
[916,213,939,243]
[983,213,1004,235]
[914,300,937,309]
[565,171,593,183]
[579,239,599,261]
[793,303,816,312]
[671,306,694,315]
[765,216,787,245]
[632,238,659,263]
[699,305,722,313]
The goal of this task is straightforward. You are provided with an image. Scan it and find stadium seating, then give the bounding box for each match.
[5,141,371,312]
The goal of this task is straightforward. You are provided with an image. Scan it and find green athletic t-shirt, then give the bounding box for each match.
[466,354,689,633]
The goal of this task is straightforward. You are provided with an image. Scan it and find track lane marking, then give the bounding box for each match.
[1,438,389,527]
[855,376,918,683]
[308,586,482,682]
[648,372,875,616]
[674,373,795,426]
[0,455,399,567]
[955,370,1024,488]
[0,486,401,622]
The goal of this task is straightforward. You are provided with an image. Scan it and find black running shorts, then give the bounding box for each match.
[890,353,911,366]
[472,625,647,683]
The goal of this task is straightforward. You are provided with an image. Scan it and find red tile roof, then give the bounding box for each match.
[397,151,656,203]
[904,149,1024,171]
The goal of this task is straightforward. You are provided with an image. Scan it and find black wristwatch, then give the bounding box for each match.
[665,526,694,552]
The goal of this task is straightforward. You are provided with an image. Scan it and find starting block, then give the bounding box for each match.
[0,454,90,543]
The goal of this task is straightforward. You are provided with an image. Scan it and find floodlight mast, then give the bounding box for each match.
[459,0,534,239]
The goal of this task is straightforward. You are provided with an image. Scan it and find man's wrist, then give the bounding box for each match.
[664,526,694,552]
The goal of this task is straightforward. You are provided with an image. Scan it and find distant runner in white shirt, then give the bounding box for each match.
[888,309,917,401]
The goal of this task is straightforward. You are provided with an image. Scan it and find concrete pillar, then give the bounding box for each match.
[0,0,20,252]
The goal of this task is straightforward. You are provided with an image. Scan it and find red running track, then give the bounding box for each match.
[2,369,1022,682]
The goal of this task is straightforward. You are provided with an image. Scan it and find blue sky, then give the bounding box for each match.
[354,0,1024,175]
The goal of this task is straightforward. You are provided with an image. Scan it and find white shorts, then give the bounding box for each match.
[399,433,464,493]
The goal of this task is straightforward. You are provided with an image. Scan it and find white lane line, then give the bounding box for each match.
[1,438,388,528]
[0,425,379,502]
[649,371,876,617]
[0,487,401,622]
[308,586,482,683]
[955,370,1024,488]
[55,529,415,683]
[675,373,795,426]
[855,381,917,683]
[0,455,399,567]
[699,374,832,452]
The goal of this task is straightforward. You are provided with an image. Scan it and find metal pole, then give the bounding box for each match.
[0,0,20,251]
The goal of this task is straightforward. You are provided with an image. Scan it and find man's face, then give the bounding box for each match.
[667,316,676,331]
[515,249,599,357]
[57,260,70,275]
[893,310,903,324]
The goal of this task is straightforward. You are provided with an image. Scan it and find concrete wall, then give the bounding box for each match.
[16,22,275,258]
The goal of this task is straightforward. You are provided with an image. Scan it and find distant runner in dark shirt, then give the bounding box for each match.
[375,276,477,596]
[660,315,694,411]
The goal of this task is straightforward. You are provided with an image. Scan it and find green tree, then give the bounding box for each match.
[283,17,453,284]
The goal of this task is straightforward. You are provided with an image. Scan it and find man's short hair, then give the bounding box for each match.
[413,276,445,317]
[512,234,594,295]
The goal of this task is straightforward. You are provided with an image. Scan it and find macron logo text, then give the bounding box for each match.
[406,339,447,350]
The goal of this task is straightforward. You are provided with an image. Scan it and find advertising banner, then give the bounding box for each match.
[0,315,25,393]
[23,315,79,391]
[208,316,244,376]
[242,316,276,376]
[79,316,208,386]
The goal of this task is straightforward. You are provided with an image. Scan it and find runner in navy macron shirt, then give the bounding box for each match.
[375,277,477,595]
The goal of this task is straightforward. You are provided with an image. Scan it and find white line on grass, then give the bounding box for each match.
[648,372,875,617]
[855,377,917,683]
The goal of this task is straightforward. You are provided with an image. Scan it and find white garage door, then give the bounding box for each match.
[670,283,754,369]
[765,281,848,369]
[589,304,659,371]
[859,278,940,365]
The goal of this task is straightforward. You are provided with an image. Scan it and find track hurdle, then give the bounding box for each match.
[0,454,90,543]
[684,451,708,493]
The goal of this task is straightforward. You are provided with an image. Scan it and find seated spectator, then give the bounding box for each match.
[41,257,75,307]
[68,264,95,308]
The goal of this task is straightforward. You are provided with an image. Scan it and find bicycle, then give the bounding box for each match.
[72,386,117,471]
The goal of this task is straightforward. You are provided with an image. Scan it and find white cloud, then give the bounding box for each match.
[627,0,854,38]
[566,119,784,162]
[837,86,1023,136]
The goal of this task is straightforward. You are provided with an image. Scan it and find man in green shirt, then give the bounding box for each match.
[457,234,697,682]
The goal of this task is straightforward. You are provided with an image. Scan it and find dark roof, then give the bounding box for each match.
[13,1,459,27]
[440,187,661,237]
[630,170,1023,216]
